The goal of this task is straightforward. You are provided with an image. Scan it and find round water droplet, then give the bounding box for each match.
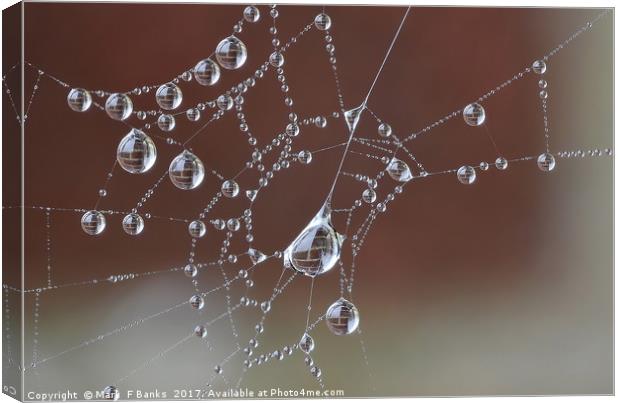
[215,36,247,70]
[539,90,548,100]
[299,333,315,353]
[188,220,206,238]
[538,79,547,89]
[378,122,392,137]
[537,152,556,171]
[260,300,271,313]
[310,366,322,378]
[325,298,359,335]
[243,5,260,22]
[169,151,205,190]
[479,162,489,171]
[98,189,107,197]
[194,59,221,86]
[457,165,476,185]
[217,94,233,111]
[81,210,106,235]
[157,114,176,132]
[314,13,332,30]
[532,60,547,74]
[227,218,240,232]
[103,386,120,401]
[67,88,92,112]
[214,365,223,374]
[117,129,157,174]
[495,157,508,170]
[190,295,204,310]
[156,83,182,110]
[269,51,285,67]
[221,180,240,198]
[463,103,485,126]
[194,325,207,338]
[184,264,198,278]
[386,158,413,182]
[105,93,133,121]
[297,150,312,164]
[122,213,144,235]
[186,108,200,122]
[362,188,376,203]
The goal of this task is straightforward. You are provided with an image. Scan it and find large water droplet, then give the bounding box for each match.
[116,129,157,174]
[325,298,359,335]
[386,158,413,182]
[283,203,344,277]
[81,210,106,235]
[169,150,205,190]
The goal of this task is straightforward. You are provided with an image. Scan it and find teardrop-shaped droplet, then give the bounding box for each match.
[283,203,344,277]
[299,333,315,353]
[386,158,413,182]
[248,248,267,265]
[246,189,258,201]
[344,104,364,132]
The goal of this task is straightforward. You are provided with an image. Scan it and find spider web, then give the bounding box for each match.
[2,4,613,399]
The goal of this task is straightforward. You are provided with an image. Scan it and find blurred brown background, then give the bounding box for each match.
[8,2,614,398]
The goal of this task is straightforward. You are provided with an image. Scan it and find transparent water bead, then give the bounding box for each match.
[362,188,376,203]
[269,52,285,68]
[325,298,359,335]
[243,5,260,22]
[260,301,271,313]
[214,365,223,374]
[156,83,183,110]
[457,165,476,185]
[248,248,267,265]
[297,150,312,164]
[344,104,364,132]
[217,94,233,111]
[283,203,344,277]
[67,88,92,112]
[310,366,322,378]
[122,213,144,235]
[117,129,157,174]
[189,295,204,310]
[246,189,258,201]
[314,13,332,30]
[81,210,106,235]
[221,180,240,198]
[169,150,205,190]
[186,108,200,122]
[188,220,206,238]
[157,114,176,132]
[386,158,413,182]
[105,93,133,121]
[537,152,556,171]
[532,60,547,74]
[103,386,120,401]
[378,122,392,138]
[495,156,508,170]
[299,333,315,353]
[463,103,485,126]
[194,325,207,338]
[184,264,198,278]
[215,36,247,70]
[194,59,221,86]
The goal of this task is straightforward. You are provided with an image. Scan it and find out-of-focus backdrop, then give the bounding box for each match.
[6,3,613,398]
